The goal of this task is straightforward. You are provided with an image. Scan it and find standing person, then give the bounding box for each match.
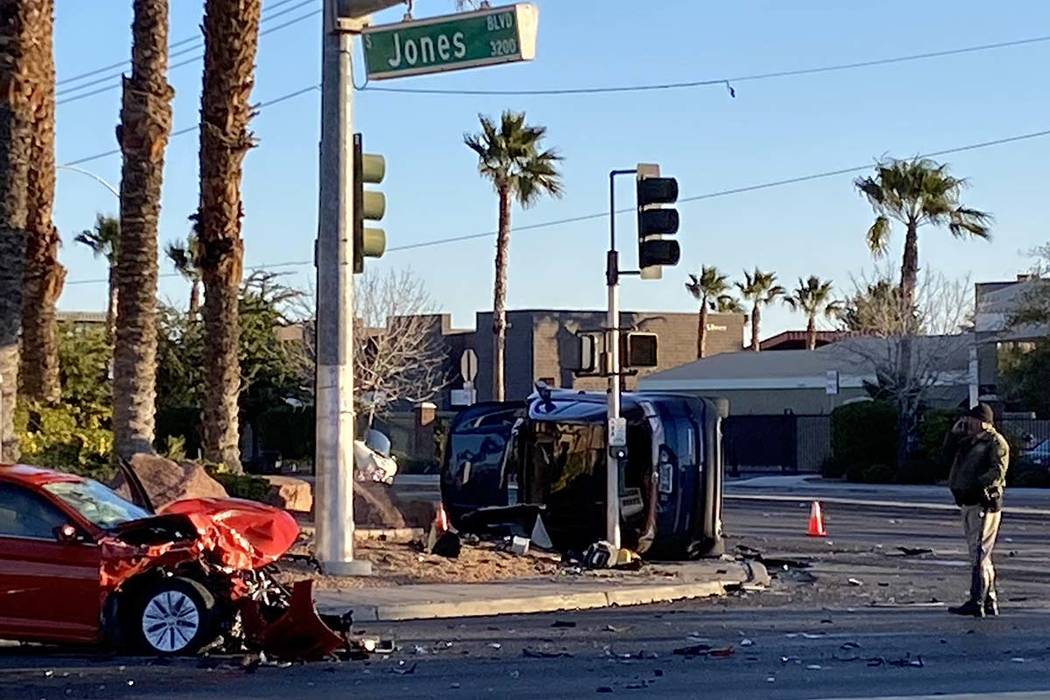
[943,403,1010,618]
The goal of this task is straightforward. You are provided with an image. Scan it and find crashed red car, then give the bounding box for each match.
[0,463,344,658]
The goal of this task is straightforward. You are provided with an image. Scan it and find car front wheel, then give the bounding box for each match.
[132,577,216,655]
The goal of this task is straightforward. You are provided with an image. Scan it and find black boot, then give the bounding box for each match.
[984,599,999,617]
[948,601,986,618]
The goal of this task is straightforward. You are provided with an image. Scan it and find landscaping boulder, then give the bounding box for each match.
[354,481,407,529]
[389,492,439,528]
[111,454,227,509]
[262,475,313,513]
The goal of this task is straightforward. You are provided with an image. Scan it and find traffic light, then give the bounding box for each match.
[636,163,680,280]
[353,133,387,274]
[621,332,658,368]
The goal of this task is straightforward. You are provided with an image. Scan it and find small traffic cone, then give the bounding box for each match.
[426,503,451,553]
[807,501,827,537]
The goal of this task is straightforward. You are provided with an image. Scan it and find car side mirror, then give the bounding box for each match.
[54,524,82,544]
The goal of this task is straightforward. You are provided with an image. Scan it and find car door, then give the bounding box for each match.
[0,483,103,643]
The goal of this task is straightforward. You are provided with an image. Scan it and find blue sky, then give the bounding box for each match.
[54,0,1050,337]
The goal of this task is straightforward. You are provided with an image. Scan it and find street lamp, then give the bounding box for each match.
[56,164,119,199]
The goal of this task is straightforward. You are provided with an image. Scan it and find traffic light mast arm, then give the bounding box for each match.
[607,169,639,286]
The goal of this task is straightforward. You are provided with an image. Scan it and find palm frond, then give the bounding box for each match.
[866,215,891,257]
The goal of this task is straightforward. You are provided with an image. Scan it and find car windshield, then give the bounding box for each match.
[43,480,151,529]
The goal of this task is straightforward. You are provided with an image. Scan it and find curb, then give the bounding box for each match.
[725,492,1050,517]
[331,580,731,622]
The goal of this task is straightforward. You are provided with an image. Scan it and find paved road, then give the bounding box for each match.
[1,498,1047,700]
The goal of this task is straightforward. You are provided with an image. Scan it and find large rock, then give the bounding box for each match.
[354,481,407,529]
[389,492,439,528]
[111,455,228,509]
[263,476,313,513]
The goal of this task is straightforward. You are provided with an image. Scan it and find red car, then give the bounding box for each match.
[0,463,343,658]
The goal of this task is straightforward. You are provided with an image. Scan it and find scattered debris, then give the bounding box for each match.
[624,680,654,690]
[597,687,614,694]
[390,661,417,675]
[673,643,712,657]
[896,546,934,557]
[531,516,554,550]
[551,620,577,629]
[488,643,503,651]
[1012,658,1027,664]
[510,536,531,557]
[848,578,864,587]
[806,664,823,671]
[709,647,736,659]
[740,639,755,647]
[523,647,573,659]
[431,531,463,559]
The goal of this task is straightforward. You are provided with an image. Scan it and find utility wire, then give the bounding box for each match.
[363,33,1050,96]
[57,0,315,87]
[63,125,1050,286]
[60,84,320,167]
[57,9,320,105]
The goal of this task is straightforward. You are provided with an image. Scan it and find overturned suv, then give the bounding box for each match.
[441,390,727,559]
[0,464,344,658]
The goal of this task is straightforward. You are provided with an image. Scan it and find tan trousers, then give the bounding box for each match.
[961,505,1002,603]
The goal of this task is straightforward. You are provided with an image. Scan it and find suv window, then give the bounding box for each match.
[0,483,69,540]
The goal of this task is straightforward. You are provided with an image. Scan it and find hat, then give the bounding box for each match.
[969,403,994,424]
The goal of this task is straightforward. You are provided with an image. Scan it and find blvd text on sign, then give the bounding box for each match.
[361,3,539,81]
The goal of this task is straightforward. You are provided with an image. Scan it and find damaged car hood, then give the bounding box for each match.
[101,497,300,591]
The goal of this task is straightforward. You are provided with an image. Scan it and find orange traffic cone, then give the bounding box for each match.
[807,501,827,537]
[435,503,450,533]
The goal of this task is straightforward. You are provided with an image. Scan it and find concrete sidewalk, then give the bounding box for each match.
[313,559,761,622]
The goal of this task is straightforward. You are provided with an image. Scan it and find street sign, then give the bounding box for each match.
[608,417,627,448]
[460,348,478,383]
[825,370,840,396]
[361,3,539,81]
[451,387,477,407]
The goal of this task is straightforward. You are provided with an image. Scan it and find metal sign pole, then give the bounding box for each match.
[315,0,371,576]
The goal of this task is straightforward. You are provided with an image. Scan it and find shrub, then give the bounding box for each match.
[207,467,272,502]
[854,463,896,484]
[255,404,314,460]
[820,455,846,479]
[831,401,898,482]
[15,401,114,481]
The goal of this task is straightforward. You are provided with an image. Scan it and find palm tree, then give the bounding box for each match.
[685,266,731,359]
[20,0,63,405]
[197,0,262,471]
[465,111,563,401]
[0,1,36,459]
[74,214,120,340]
[113,0,176,460]
[166,219,201,315]
[785,276,842,350]
[714,296,745,314]
[855,157,991,308]
[737,269,784,352]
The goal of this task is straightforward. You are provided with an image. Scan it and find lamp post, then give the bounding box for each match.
[57,164,120,199]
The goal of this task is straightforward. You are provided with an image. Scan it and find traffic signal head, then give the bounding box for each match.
[353,133,387,274]
[636,163,680,279]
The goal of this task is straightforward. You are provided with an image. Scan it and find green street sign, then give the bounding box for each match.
[361,4,539,81]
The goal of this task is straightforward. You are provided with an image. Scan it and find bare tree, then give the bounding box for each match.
[295,270,450,430]
[839,269,973,469]
[352,270,450,429]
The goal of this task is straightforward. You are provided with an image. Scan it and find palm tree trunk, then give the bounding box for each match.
[188,278,200,317]
[491,185,511,402]
[105,262,118,343]
[198,0,261,471]
[113,0,175,460]
[750,305,761,351]
[806,315,817,350]
[900,218,920,309]
[697,300,708,359]
[20,0,62,405]
[0,1,37,460]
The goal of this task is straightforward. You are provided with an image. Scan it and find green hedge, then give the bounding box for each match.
[830,401,898,482]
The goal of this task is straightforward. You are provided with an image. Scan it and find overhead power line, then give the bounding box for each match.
[363,33,1050,96]
[60,84,319,167]
[57,0,315,87]
[63,125,1050,286]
